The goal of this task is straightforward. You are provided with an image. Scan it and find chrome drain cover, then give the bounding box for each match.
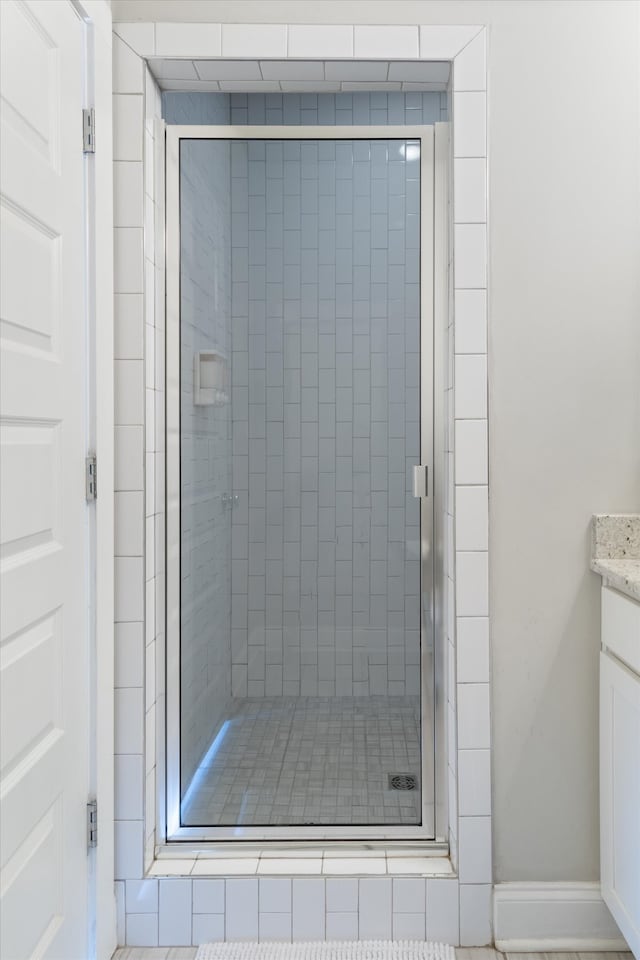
[388,773,418,791]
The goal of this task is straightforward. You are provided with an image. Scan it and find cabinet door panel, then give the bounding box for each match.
[602,586,640,675]
[600,650,640,956]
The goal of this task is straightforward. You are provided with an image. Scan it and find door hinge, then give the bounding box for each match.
[87,799,98,848]
[83,107,95,153]
[412,464,429,498]
[86,454,97,501]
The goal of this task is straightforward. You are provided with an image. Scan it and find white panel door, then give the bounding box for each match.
[0,2,90,958]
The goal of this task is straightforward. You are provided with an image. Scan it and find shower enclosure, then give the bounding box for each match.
[165,124,442,841]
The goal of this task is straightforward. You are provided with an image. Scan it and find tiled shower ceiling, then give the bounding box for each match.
[147,58,450,92]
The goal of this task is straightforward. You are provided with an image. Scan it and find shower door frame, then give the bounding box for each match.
[165,124,446,843]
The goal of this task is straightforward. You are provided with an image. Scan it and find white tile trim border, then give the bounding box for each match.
[112,20,490,948]
[147,853,454,878]
[113,23,485,63]
[493,882,628,950]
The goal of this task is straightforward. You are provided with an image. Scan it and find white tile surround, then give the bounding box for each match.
[148,57,451,93]
[112,21,489,948]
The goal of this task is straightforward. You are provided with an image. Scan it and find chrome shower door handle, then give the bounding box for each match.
[412,464,429,498]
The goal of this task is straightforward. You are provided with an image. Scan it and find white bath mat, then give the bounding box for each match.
[195,942,455,960]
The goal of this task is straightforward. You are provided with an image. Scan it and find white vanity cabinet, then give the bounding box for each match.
[600,585,640,957]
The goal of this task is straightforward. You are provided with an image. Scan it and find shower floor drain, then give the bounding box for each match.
[388,773,418,791]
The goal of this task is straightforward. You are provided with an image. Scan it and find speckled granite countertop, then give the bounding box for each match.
[591,514,640,603]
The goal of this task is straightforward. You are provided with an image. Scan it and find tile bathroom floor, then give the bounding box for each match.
[181,695,423,827]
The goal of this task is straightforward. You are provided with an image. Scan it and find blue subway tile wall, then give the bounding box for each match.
[163,91,447,129]
[229,135,422,698]
[229,91,447,126]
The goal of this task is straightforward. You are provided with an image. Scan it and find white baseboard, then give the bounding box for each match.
[494,882,629,951]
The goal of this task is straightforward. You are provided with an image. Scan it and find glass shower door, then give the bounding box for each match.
[166,128,435,838]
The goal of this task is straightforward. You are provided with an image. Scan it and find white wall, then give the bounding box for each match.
[111,0,489,25]
[487,0,640,881]
[113,0,640,885]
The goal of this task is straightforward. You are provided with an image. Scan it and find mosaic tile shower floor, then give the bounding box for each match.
[181,696,422,826]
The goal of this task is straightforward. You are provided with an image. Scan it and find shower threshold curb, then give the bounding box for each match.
[147,848,454,879]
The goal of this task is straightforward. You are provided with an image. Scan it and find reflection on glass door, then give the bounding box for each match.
[167,129,435,837]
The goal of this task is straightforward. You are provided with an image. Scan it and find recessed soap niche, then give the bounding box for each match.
[194,350,229,406]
